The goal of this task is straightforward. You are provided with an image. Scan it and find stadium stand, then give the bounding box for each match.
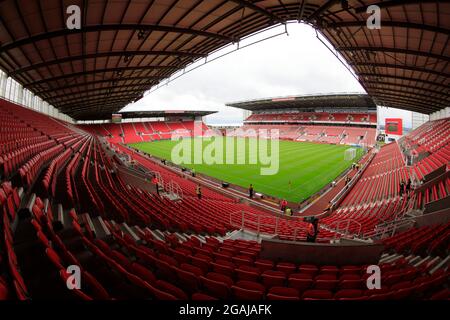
[227,95,378,147]
[0,0,448,303]
[0,98,448,300]
[79,120,198,144]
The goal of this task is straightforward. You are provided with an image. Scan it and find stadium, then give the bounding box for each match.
[0,0,449,305]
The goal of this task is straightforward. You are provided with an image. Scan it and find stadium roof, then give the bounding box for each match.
[226,93,377,111]
[115,110,215,121]
[0,1,448,120]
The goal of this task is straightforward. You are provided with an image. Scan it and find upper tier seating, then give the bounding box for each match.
[229,124,376,146]
[402,118,450,154]
[246,112,377,125]
[78,120,198,144]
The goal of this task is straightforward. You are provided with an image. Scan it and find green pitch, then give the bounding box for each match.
[129,137,363,203]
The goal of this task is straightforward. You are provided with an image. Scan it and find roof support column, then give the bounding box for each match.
[0,72,7,98]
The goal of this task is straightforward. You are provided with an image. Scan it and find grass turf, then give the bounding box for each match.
[129,137,363,203]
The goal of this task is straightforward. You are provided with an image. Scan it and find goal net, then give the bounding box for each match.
[344,148,357,161]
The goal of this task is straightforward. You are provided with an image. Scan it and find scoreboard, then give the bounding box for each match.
[385,118,403,136]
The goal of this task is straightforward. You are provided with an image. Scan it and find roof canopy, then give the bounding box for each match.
[117,110,215,121]
[227,93,377,111]
[0,0,448,119]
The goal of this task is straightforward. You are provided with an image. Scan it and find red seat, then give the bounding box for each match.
[298,264,318,275]
[130,262,156,284]
[155,280,189,300]
[288,278,313,292]
[235,266,260,282]
[232,285,264,300]
[206,272,233,287]
[174,267,199,293]
[159,253,178,267]
[430,288,450,300]
[261,270,286,289]
[314,279,338,291]
[266,293,300,301]
[339,279,364,290]
[254,259,274,272]
[45,247,64,270]
[320,265,339,274]
[180,263,204,277]
[302,289,333,300]
[200,276,231,299]
[268,286,299,298]
[82,271,111,300]
[276,262,296,275]
[289,273,313,280]
[334,289,363,299]
[235,280,265,293]
[191,256,211,274]
[339,274,361,281]
[315,274,337,281]
[211,261,234,277]
[111,250,132,269]
[192,293,218,300]
[0,277,9,299]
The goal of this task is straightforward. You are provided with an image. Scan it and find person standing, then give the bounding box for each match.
[406,178,411,194]
[196,184,202,200]
[285,207,292,217]
[280,199,288,212]
[151,175,159,196]
[249,184,254,199]
[399,181,404,196]
[306,218,319,243]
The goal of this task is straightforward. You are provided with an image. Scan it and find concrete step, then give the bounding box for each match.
[153,229,166,240]
[131,226,145,239]
[81,213,96,237]
[148,228,165,242]
[413,256,431,268]
[57,204,66,228]
[191,234,206,244]
[120,222,140,243]
[429,255,450,274]
[174,232,188,242]
[91,216,111,240]
[424,256,442,271]
[408,255,422,265]
[380,253,403,264]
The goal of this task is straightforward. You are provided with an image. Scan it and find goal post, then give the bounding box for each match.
[344,148,357,161]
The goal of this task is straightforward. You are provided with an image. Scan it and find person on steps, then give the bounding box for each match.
[196,184,202,200]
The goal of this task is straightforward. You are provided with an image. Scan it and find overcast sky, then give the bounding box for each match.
[123,23,413,127]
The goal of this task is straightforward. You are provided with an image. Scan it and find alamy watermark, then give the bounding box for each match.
[66,5,81,30]
[66,265,81,290]
[366,265,381,290]
[366,5,381,30]
[170,125,280,175]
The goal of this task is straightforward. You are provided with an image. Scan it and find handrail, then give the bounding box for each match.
[326,219,363,239]
[229,210,305,237]
[364,193,418,239]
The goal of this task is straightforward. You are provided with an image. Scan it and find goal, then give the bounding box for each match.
[344,148,357,161]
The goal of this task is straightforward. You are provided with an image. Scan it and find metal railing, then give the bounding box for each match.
[229,210,306,237]
[165,179,183,199]
[326,219,363,239]
[364,192,418,239]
